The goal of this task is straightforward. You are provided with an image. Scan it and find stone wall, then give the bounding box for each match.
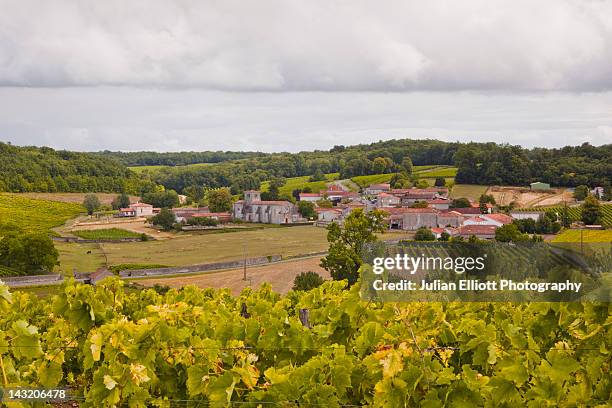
[1,274,64,287]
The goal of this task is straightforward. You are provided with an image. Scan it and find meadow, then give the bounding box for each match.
[72,228,143,240]
[449,184,489,201]
[350,166,457,188]
[0,193,84,233]
[260,173,340,195]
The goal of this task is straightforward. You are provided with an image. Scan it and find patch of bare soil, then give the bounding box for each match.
[137,256,329,295]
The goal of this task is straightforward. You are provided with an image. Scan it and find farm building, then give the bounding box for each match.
[510,211,542,222]
[364,183,391,195]
[458,225,497,240]
[376,192,400,208]
[530,181,551,190]
[118,202,157,217]
[299,193,322,202]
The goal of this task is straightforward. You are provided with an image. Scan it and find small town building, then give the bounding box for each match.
[299,193,322,202]
[427,198,451,210]
[437,211,464,227]
[232,190,305,224]
[451,207,483,217]
[463,213,513,227]
[172,207,210,222]
[530,181,551,190]
[364,183,391,195]
[376,192,400,208]
[509,211,542,222]
[118,202,155,217]
[458,225,497,240]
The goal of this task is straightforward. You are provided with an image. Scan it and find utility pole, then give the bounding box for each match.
[242,240,247,281]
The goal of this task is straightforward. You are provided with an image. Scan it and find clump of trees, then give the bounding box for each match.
[414,227,435,241]
[581,195,602,225]
[150,208,176,231]
[83,194,101,215]
[206,188,233,212]
[111,193,131,210]
[292,271,325,291]
[297,201,316,220]
[142,190,180,208]
[0,232,59,274]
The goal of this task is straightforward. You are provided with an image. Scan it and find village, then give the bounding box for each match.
[108,179,606,242]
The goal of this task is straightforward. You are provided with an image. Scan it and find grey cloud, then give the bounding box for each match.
[1,0,612,91]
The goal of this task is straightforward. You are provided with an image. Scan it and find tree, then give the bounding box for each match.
[206,188,233,212]
[372,157,387,174]
[297,201,316,219]
[414,227,435,241]
[581,195,601,225]
[0,233,59,273]
[495,224,529,243]
[434,177,446,187]
[411,201,428,208]
[316,198,333,208]
[111,193,130,210]
[401,156,413,175]
[390,173,411,188]
[439,231,450,241]
[309,170,326,182]
[574,185,590,201]
[83,194,101,215]
[142,190,180,208]
[451,198,471,208]
[150,208,176,231]
[560,203,572,227]
[320,209,387,286]
[415,180,429,189]
[292,271,325,291]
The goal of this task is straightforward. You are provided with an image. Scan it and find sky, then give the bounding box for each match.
[0,0,611,152]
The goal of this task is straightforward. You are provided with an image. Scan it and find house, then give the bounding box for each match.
[399,189,439,206]
[118,202,155,217]
[427,198,451,210]
[431,227,446,239]
[458,225,497,240]
[463,213,513,227]
[232,190,305,224]
[315,208,343,224]
[299,193,322,202]
[530,181,551,190]
[376,192,400,208]
[364,183,391,195]
[451,207,482,217]
[510,211,542,222]
[392,208,439,230]
[172,207,210,222]
[189,212,232,223]
[321,190,359,203]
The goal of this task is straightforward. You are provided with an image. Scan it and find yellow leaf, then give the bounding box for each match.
[103,375,117,390]
[130,363,151,385]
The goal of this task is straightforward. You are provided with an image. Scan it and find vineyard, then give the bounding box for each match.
[0,194,84,233]
[0,278,609,407]
[72,228,144,240]
[515,204,612,227]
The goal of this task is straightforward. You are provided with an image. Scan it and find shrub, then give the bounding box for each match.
[293,271,325,291]
[414,227,435,241]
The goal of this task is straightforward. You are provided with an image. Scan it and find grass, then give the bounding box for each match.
[449,184,489,201]
[72,228,143,240]
[10,192,139,205]
[0,194,84,233]
[260,173,339,196]
[99,226,329,267]
[54,242,107,275]
[552,229,612,243]
[351,174,394,187]
[417,167,458,178]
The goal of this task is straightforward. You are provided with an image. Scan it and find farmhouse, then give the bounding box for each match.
[437,211,464,227]
[510,211,542,222]
[315,208,343,225]
[458,225,497,240]
[232,190,305,224]
[427,198,451,210]
[118,202,157,217]
[463,213,513,227]
[451,207,482,217]
[172,207,210,222]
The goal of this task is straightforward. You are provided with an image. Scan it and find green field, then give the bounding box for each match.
[55,242,107,275]
[351,166,457,188]
[0,194,84,233]
[516,204,612,227]
[449,184,489,200]
[552,229,612,243]
[260,173,339,195]
[72,228,143,240]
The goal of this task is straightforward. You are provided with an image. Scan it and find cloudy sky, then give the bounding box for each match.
[1,0,611,152]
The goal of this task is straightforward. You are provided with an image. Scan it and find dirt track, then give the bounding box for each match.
[135,256,329,295]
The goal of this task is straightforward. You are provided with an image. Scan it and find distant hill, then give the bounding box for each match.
[0,142,152,194]
[94,150,266,167]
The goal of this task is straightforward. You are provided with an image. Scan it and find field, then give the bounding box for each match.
[449,184,489,201]
[9,192,139,205]
[260,173,339,195]
[488,186,574,208]
[0,194,84,233]
[98,225,329,267]
[552,229,612,243]
[516,204,612,227]
[72,228,143,240]
[137,256,330,295]
[351,166,457,188]
[54,241,107,274]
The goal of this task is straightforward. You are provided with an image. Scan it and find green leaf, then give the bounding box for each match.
[38,361,63,388]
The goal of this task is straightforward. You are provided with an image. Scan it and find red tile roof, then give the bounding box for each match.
[459,225,497,235]
[130,202,153,207]
[299,193,321,197]
[453,207,482,215]
[483,213,513,224]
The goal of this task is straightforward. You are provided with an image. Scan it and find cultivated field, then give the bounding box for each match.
[66,217,175,239]
[552,229,612,243]
[0,194,84,233]
[136,256,330,295]
[54,241,107,274]
[11,192,139,205]
[449,184,489,201]
[72,228,144,240]
[488,186,574,208]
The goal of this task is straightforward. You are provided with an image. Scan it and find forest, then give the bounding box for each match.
[1,139,610,195]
